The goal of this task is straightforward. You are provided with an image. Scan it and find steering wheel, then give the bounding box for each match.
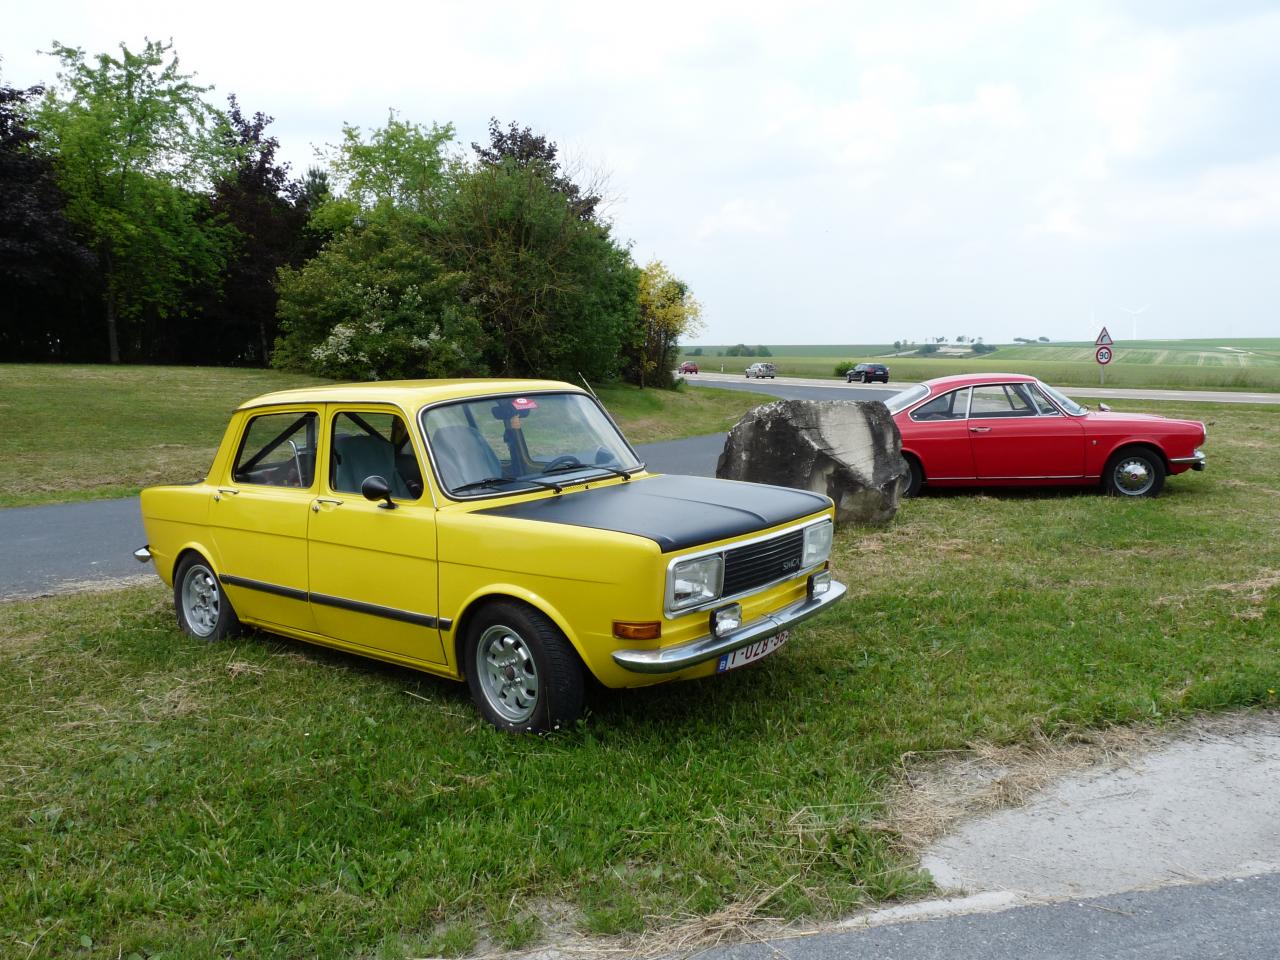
[543,455,583,473]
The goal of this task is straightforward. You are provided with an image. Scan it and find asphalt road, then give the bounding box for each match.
[0,432,755,600]
[687,369,1280,405]
[698,873,1280,960]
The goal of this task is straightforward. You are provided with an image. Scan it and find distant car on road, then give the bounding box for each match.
[846,363,889,383]
[679,361,699,374]
[889,373,1207,498]
[746,362,776,379]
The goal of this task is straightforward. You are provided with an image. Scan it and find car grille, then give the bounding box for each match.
[722,529,806,596]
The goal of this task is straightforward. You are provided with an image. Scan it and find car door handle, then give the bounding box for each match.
[214,487,239,501]
[312,497,344,512]
[969,427,992,433]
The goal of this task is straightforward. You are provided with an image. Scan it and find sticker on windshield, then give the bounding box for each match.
[512,397,538,411]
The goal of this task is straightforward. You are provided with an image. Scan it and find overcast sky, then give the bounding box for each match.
[5,1,1278,345]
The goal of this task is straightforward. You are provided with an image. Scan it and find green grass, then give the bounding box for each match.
[683,339,1280,391]
[0,367,763,508]
[3,400,1278,958]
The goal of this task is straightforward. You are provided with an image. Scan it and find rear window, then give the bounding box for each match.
[885,384,928,415]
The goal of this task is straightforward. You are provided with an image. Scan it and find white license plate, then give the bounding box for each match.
[717,630,789,673]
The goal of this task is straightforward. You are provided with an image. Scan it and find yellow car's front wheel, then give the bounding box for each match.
[465,601,584,733]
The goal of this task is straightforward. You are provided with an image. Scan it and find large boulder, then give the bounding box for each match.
[715,399,907,525]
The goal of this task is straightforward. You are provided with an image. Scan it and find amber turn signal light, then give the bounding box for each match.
[612,620,661,640]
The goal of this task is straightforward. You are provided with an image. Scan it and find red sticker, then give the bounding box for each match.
[511,397,538,410]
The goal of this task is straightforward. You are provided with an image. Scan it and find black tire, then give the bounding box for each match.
[173,553,240,641]
[902,456,923,498]
[465,600,585,733]
[1103,448,1166,497]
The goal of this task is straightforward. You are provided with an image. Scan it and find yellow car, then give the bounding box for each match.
[135,379,846,731]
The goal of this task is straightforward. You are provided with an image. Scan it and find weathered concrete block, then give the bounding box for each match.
[715,399,907,525]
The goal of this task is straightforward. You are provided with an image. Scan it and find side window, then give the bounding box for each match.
[910,388,969,421]
[330,411,424,500]
[232,412,318,487]
[1024,383,1062,415]
[970,385,1035,418]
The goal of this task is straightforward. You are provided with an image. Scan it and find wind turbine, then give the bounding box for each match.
[1120,304,1149,341]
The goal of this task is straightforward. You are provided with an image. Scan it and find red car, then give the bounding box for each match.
[680,361,700,374]
[889,373,1206,498]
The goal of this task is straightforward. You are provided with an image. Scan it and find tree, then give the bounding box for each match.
[690,347,703,356]
[893,340,902,351]
[0,81,96,360]
[472,117,600,221]
[35,39,235,362]
[624,260,703,387]
[325,111,454,216]
[1038,336,1050,342]
[435,159,636,382]
[196,95,310,364]
[273,211,484,380]
[755,344,772,357]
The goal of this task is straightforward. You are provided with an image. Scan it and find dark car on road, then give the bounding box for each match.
[679,361,699,374]
[846,363,889,383]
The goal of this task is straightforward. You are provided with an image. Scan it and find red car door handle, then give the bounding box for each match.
[969,426,992,433]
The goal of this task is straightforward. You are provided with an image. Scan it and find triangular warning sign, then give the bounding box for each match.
[1095,327,1113,346]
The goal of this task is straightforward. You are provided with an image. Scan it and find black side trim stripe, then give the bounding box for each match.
[219,575,445,630]
[220,574,307,602]
[309,592,437,629]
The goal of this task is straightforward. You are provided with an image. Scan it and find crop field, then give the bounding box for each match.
[682,339,1280,391]
[3,399,1279,958]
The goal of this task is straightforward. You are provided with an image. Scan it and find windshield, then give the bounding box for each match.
[1037,380,1087,416]
[885,384,929,415]
[420,391,642,498]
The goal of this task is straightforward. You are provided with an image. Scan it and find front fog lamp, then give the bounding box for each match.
[667,555,724,612]
[809,570,832,598]
[802,520,833,567]
[711,603,742,638]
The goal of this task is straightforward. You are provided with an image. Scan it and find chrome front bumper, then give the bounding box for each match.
[1171,450,1206,471]
[612,580,848,675]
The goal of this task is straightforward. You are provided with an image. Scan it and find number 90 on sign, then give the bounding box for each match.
[1095,346,1113,365]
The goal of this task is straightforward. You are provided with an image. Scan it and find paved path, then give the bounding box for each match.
[688,370,1280,405]
[697,873,1280,960]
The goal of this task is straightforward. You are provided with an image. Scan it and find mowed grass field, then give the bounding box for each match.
[0,366,762,508]
[684,339,1280,391]
[3,396,1279,958]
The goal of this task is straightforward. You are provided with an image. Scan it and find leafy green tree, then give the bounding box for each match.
[436,159,636,382]
[472,117,601,221]
[690,347,703,356]
[755,344,772,357]
[0,81,97,360]
[196,95,311,364]
[326,111,454,217]
[624,260,703,387]
[273,212,484,379]
[35,39,235,362]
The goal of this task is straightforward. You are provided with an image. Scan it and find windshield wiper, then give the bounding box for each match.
[451,476,518,494]
[540,462,639,484]
[452,476,564,495]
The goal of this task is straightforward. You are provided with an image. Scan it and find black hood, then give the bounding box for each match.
[474,474,830,552]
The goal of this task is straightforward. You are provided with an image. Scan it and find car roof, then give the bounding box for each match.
[238,378,586,412]
[919,372,1037,392]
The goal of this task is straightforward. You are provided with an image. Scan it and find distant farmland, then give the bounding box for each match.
[682,339,1280,390]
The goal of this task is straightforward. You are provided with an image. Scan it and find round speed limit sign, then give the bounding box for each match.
[1095,345,1113,365]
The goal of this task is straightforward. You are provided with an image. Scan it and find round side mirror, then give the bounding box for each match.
[361,475,395,509]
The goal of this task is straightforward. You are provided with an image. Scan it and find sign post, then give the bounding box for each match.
[1095,327,1113,385]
